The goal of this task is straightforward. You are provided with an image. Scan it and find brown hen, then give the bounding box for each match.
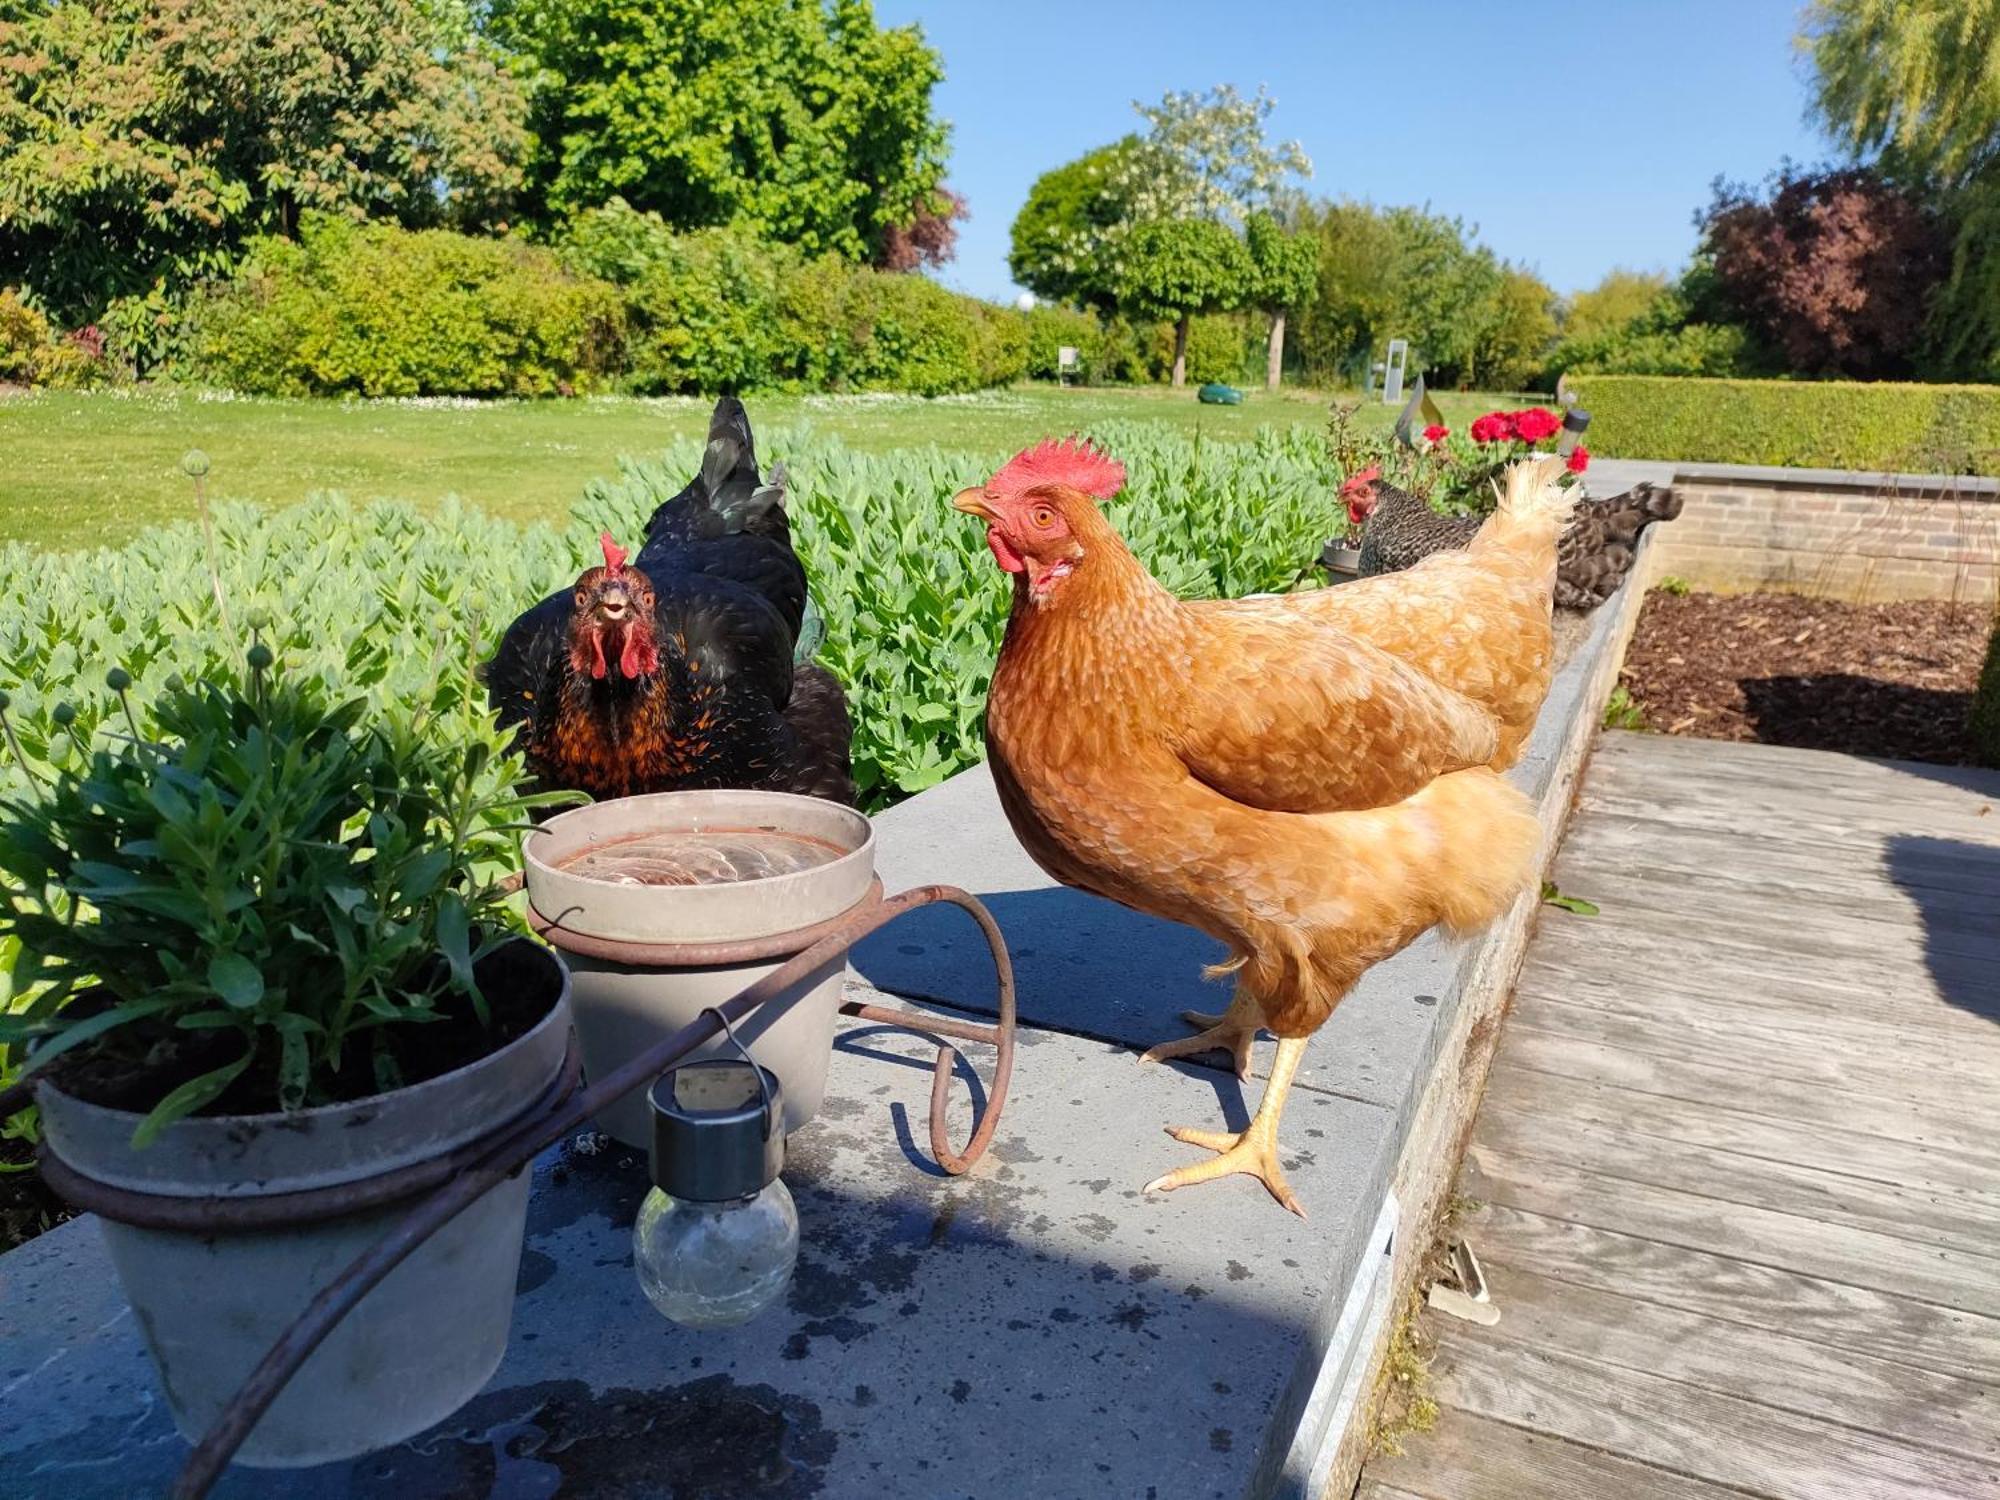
[955,444,1572,1214]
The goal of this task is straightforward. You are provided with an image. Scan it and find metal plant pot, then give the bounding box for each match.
[33,939,572,1468]
[525,790,876,1148]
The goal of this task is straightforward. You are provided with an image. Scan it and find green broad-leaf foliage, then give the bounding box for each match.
[1116,219,1251,324]
[492,0,950,263]
[0,660,569,1145]
[0,0,531,329]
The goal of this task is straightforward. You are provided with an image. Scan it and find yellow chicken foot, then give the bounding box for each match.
[1144,1035,1308,1218]
[1137,986,1261,1079]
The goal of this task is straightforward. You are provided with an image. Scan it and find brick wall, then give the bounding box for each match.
[1646,465,2000,605]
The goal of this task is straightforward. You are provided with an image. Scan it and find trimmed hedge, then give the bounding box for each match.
[1570,375,2000,475]
[194,217,626,398]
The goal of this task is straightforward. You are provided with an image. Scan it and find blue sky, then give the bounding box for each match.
[874,0,1833,301]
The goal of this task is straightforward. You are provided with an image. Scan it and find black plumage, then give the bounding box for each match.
[485,396,856,806]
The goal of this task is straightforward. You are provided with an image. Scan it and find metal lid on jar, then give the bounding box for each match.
[647,1059,785,1203]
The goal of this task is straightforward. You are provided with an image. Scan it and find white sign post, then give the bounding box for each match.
[1382,339,1408,406]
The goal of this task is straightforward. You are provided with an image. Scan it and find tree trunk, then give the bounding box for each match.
[1265,310,1286,391]
[1171,314,1191,388]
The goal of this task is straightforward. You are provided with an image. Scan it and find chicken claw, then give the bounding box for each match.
[1145,1122,1304,1218]
[1137,988,1262,1078]
[1137,1016,1259,1079]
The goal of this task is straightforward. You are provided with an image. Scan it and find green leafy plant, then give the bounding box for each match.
[1972,612,2000,769]
[0,656,573,1145]
[1539,881,1600,917]
[1655,575,1692,597]
[1601,685,1650,731]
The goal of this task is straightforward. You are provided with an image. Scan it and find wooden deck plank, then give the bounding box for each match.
[1479,1061,2000,1203]
[1473,1099,2000,1261]
[1463,1143,2000,1317]
[1429,1326,2000,1499]
[1464,1259,2000,1465]
[1494,1021,1997,1157]
[1361,733,2000,1500]
[1365,1407,1758,1500]
[1467,1203,2000,1384]
[1508,994,2000,1119]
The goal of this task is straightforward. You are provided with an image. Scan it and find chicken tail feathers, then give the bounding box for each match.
[1493,454,1576,526]
[1420,768,1542,935]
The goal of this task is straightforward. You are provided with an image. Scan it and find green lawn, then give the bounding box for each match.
[0,383,1504,551]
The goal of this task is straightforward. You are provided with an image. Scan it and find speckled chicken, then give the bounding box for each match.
[485,397,854,806]
[1345,470,1682,610]
[955,443,1575,1214]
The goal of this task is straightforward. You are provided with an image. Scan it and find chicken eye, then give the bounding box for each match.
[1031,505,1056,529]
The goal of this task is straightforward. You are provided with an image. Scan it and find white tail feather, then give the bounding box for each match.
[1493,454,1575,525]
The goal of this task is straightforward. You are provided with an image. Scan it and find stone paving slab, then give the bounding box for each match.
[0,1000,1396,1500]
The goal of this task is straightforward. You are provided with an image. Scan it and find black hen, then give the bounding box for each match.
[1345,474,1683,611]
[485,397,855,805]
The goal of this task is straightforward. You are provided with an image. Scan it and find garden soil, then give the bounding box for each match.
[1619,590,1993,765]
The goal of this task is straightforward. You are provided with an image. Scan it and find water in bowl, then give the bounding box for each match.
[556,826,848,887]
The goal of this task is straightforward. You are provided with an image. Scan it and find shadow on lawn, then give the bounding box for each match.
[1884,833,2000,1024]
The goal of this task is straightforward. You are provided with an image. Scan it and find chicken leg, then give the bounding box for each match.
[1136,983,1262,1079]
[1145,1034,1308,1218]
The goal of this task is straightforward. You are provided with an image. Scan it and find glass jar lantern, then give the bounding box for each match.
[633,1050,798,1330]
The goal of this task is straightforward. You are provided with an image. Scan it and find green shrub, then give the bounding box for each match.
[1022,305,1103,380]
[0,290,107,388]
[1568,375,2000,474]
[193,217,626,398]
[1974,616,2000,768]
[563,200,1028,396]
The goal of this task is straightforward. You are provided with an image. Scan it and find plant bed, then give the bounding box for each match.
[1618,589,1991,764]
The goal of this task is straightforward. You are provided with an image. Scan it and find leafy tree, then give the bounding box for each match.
[1126,85,1312,225]
[1006,84,1308,354]
[1292,201,1504,387]
[492,0,951,263]
[1116,218,1248,387]
[1008,139,1144,313]
[1474,266,1558,391]
[1563,269,1672,344]
[1244,212,1316,390]
[0,0,529,327]
[1697,166,1945,376]
[1805,0,2000,189]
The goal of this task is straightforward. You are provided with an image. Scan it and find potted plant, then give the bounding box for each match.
[0,654,575,1467]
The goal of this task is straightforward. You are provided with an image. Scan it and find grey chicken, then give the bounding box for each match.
[1340,470,1683,610]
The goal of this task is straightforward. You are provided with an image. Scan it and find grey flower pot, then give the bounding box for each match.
[34,940,571,1468]
[525,790,876,1148]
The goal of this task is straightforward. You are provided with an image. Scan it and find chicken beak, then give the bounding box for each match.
[952,487,997,521]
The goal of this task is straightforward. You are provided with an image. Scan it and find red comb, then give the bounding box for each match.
[599,532,628,573]
[985,438,1126,503]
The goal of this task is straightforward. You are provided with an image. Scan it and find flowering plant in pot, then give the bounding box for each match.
[0,653,577,1467]
[1326,399,1590,526]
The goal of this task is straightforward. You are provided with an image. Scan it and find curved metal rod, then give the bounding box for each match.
[530,879,887,967]
[170,884,1008,1500]
[836,889,1017,1175]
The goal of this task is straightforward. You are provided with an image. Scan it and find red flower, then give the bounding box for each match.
[1422,423,1449,444]
[1567,444,1590,474]
[1511,407,1560,444]
[1469,411,1514,444]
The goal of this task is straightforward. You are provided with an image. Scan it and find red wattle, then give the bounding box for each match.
[589,629,608,680]
[621,632,656,679]
[986,526,1026,574]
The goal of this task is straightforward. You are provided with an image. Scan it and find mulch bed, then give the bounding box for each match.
[1618,590,1993,766]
